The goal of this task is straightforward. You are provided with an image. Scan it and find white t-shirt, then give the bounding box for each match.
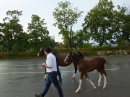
[46,53,57,73]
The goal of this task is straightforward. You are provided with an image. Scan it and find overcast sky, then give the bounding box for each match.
[0,0,130,42]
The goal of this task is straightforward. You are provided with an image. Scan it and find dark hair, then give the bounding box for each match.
[44,46,52,53]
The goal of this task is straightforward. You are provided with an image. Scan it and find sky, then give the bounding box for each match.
[0,0,130,42]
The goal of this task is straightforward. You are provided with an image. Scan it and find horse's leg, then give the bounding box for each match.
[57,65,62,81]
[85,73,96,90]
[102,70,107,89]
[103,74,107,89]
[43,67,47,80]
[98,73,102,87]
[75,72,83,93]
[44,74,47,80]
[72,64,77,79]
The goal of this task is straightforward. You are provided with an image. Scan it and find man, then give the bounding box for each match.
[35,46,63,97]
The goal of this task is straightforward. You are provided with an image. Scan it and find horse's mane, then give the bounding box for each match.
[51,51,58,56]
[51,51,61,59]
[51,51,56,55]
[76,52,84,59]
[72,52,83,61]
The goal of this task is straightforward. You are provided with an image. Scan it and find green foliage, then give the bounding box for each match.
[27,14,55,52]
[0,10,24,52]
[12,32,30,52]
[53,1,83,48]
[118,13,130,43]
[0,45,130,59]
[72,29,89,48]
[82,43,91,48]
[54,48,73,53]
[83,0,127,46]
[0,52,37,59]
[117,38,129,47]
[1,1,130,54]
[0,52,9,59]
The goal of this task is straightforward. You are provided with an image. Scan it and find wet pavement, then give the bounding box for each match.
[0,55,130,97]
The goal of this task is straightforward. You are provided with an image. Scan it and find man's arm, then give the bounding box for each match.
[42,63,51,68]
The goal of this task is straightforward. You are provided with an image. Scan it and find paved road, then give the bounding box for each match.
[0,55,130,97]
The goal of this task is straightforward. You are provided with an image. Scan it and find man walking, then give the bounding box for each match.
[35,46,63,97]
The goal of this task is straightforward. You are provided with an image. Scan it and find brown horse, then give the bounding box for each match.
[37,47,84,81]
[64,52,107,93]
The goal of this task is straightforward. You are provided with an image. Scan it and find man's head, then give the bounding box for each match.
[44,46,52,55]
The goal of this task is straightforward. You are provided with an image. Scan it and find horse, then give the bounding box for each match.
[37,47,84,81]
[64,52,107,93]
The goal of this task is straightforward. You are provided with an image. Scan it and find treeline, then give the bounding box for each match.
[0,11,56,53]
[0,0,130,54]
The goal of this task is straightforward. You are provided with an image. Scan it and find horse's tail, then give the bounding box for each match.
[104,57,108,66]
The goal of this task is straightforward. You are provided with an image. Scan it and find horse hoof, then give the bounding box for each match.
[72,77,74,79]
[94,87,96,90]
[103,86,106,89]
[75,90,79,93]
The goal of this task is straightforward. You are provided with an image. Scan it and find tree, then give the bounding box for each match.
[27,14,51,52]
[12,32,30,52]
[0,10,23,52]
[122,14,130,43]
[53,1,83,48]
[113,5,130,44]
[73,29,89,48]
[83,0,116,46]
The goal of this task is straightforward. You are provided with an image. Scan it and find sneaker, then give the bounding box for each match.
[35,94,42,97]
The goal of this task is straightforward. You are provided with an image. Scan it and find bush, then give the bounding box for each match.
[0,52,38,59]
[0,45,129,59]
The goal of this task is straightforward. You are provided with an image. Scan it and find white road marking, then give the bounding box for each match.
[28,68,34,69]
[105,68,120,70]
[15,65,30,66]
[21,61,44,63]
[0,73,9,74]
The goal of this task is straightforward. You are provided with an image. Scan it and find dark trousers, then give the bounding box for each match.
[57,65,62,80]
[40,72,63,97]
